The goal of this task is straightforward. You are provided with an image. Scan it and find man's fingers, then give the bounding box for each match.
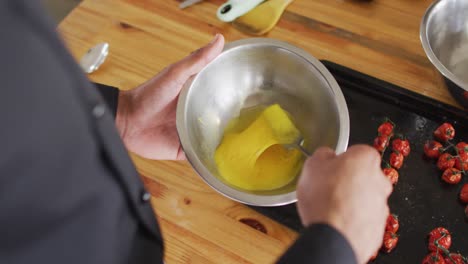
[382,176,393,197]
[346,145,380,161]
[302,147,336,173]
[311,147,336,160]
[168,34,225,86]
[176,145,187,161]
[139,34,225,108]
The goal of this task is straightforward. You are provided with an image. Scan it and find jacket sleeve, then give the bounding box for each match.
[277,224,357,264]
[94,83,119,117]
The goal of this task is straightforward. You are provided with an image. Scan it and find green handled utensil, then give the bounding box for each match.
[233,0,294,35]
[217,0,265,22]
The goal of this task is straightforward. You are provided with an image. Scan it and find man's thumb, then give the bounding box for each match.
[168,34,225,85]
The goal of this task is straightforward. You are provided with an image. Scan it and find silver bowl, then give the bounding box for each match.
[176,38,349,206]
[421,0,468,108]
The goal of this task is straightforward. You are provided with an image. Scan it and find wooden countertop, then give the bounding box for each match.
[58,0,457,263]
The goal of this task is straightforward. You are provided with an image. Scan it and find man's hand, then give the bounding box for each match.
[116,34,225,160]
[297,145,392,264]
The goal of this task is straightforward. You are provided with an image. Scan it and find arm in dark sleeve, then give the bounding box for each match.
[94,82,119,117]
[277,224,357,264]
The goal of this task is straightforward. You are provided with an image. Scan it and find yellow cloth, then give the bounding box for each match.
[215,104,304,191]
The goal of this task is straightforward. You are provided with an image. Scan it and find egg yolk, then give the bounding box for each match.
[214,104,304,191]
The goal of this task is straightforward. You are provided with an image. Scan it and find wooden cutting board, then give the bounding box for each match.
[58,0,461,263]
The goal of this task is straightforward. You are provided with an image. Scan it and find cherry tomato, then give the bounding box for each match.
[442,168,462,185]
[445,253,467,264]
[374,135,390,152]
[382,231,398,253]
[378,122,394,137]
[422,252,447,264]
[457,142,468,155]
[383,168,399,185]
[460,184,468,204]
[428,227,451,252]
[437,153,456,171]
[385,214,399,233]
[434,123,455,142]
[390,152,404,169]
[392,138,411,157]
[424,141,444,159]
[455,153,468,171]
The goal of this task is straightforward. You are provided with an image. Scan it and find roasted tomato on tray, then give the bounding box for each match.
[434,123,455,142]
[422,252,447,264]
[424,141,443,159]
[383,167,399,185]
[428,227,452,252]
[374,135,390,153]
[382,231,399,253]
[437,153,456,171]
[385,214,399,233]
[442,168,462,185]
[390,152,404,169]
[378,121,394,137]
[445,253,467,264]
[392,138,411,157]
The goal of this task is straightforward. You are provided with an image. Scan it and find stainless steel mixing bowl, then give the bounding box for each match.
[421,0,468,108]
[176,38,349,206]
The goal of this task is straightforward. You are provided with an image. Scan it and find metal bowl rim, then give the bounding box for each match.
[176,38,350,206]
[420,0,468,92]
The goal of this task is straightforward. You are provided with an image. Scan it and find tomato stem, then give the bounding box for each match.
[434,233,450,256]
[383,117,396,127]
[440,142,456,153]
[446,252,468,264]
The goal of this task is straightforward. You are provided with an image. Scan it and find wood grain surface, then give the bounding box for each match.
[58,0,458,263]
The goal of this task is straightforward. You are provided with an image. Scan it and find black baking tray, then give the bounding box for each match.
[249,61,468,263]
